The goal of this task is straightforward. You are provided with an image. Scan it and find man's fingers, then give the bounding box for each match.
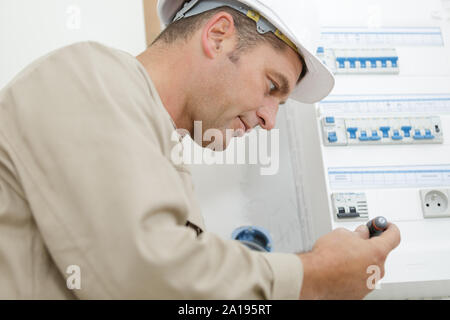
[354,225,370,240]
[370,223,401,255]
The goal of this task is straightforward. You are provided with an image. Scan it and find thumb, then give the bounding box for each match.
[370,223,401,255]
[354,224,370,240]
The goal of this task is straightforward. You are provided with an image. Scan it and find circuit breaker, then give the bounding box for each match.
[321,116,443,146]
[317,47,400,75]
[331,192,369,221]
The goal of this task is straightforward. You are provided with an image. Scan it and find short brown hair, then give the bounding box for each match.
[153,6,308,81]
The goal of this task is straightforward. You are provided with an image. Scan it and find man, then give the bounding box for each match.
[0,0,400,299]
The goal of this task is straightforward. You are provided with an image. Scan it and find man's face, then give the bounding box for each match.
[190,41,303,150]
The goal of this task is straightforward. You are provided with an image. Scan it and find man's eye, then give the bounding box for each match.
[269,80,277,93]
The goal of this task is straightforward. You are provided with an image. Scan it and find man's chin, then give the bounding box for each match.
[201,139,229,152]
[192,128,245,151]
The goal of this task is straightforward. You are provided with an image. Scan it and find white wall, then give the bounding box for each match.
[0,0,147,88]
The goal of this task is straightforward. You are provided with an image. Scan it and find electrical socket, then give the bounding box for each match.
[420,189,450,218]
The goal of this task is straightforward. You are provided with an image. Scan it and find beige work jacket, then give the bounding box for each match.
[0,41,303,299]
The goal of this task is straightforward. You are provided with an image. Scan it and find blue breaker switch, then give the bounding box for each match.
[380,126,391,138]
[328,131,338,143]
[424,129,435,140]
[360,60,367,68]
[336,58,346,69]
[347,127,358,139]
[401,126,412,138]
[370,130,381,141]
[413,129,424,140]
[392,130,403,140]
[359,130,370,141]
[349,58,356,69]
[391,57,399,68]
[325,116,335,124]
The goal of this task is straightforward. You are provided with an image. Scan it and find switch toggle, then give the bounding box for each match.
[424,129,435,140]
[347,127,358,139]
[370,130,381,141]
[359,130,370,141]
[337,206,360,218]
[392,129,403,140]
[401,126,412,138]
[325,116,335,124]
[380,126,391,138]
[328,131,338,143]
[337,58,345,69]
[413,129,424,140]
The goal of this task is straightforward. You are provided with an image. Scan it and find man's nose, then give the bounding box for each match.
[256,100,280,130]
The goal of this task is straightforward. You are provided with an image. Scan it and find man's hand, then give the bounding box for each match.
[298,223,401,300]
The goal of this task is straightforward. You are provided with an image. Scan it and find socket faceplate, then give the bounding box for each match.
[420,189,450,218]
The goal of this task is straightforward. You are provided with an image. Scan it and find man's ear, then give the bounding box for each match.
[201,12,236,59]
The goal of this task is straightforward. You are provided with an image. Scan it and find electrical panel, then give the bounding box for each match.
[288,0,450,299]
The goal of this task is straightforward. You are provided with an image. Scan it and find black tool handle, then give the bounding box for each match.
[367,216,388,238]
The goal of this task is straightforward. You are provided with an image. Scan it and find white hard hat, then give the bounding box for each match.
[157,0,335,104]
